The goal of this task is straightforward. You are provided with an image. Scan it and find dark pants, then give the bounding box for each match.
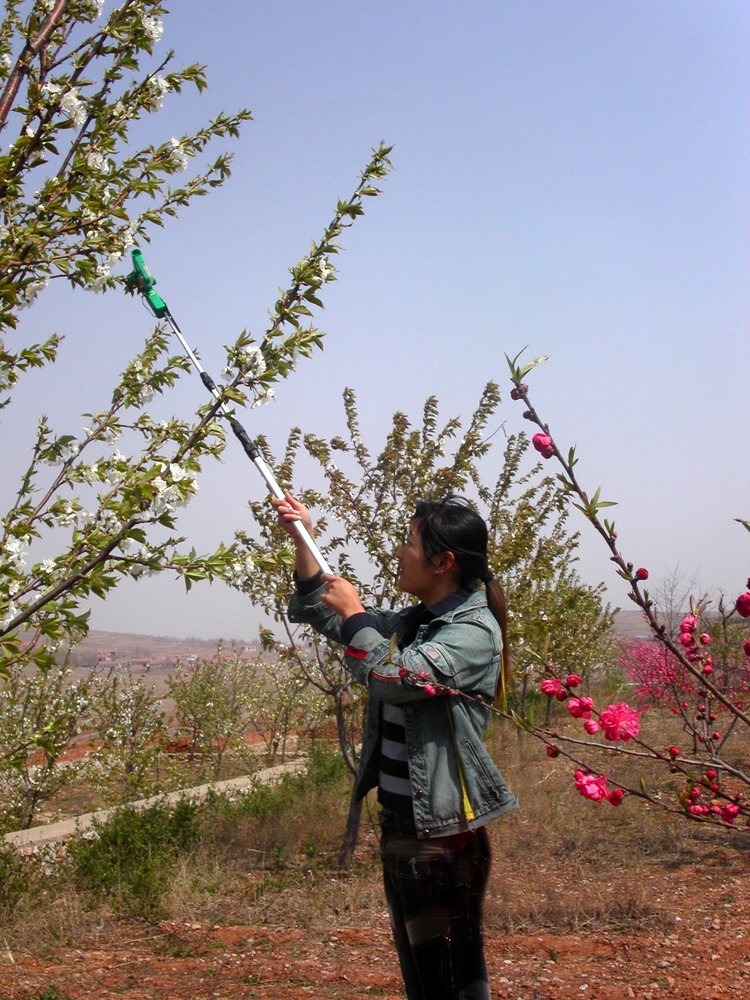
[379,810,492,1000]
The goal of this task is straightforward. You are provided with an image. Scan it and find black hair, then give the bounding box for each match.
[412,495,511,699]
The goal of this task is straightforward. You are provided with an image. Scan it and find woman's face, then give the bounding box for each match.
[396,520,438,598]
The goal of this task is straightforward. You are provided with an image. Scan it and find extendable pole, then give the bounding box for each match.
[126,250,332,576]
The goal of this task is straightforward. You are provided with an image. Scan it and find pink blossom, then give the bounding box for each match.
[736,593,750,618]
[599,702,640,742]
[566,673,581,688]
[679,632,694,648]
[722,803,740,824]
[584,719,600,735]
[567,697,593,720]
[680,615,698,633]
[574,769,609,803]
[699,633,711,646]
[532,432,552,453]
[540,677,565,698]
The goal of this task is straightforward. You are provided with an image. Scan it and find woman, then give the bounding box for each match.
[273,491,517,1000]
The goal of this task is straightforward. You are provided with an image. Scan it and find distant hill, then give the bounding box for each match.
[67,609,650,671]
[612,609,652,640]
[69,630,259,669]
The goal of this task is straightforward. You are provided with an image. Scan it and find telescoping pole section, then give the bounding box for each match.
[125,249,332,576]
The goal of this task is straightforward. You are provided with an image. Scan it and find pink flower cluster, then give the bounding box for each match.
[574,770,624,806]
[599,702,640,742]
[539,675,640,743]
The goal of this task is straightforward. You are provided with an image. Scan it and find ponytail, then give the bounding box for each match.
[483,574,512,702]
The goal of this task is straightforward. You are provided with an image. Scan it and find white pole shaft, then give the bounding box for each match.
[164,315,333,576]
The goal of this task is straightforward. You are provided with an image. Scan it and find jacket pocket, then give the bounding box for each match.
[460,738,499,800]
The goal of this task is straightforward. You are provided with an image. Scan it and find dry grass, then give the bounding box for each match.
[4,713,750,955]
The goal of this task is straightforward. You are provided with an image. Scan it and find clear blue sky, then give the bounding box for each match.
[4,1,749,639]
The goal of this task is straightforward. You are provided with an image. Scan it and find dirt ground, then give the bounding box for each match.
[3,847,750,1000]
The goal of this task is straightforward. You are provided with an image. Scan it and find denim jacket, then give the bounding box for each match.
[288,583,517,838]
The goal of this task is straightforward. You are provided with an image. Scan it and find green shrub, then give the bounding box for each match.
[66,798,200,918]
[0,841,31,910]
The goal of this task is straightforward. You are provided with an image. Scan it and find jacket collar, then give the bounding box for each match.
[428,587,487,623]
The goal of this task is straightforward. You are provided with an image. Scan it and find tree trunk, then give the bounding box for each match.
[338,780,363,870]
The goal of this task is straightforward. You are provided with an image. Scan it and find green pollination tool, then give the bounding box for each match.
[124,248,332,575]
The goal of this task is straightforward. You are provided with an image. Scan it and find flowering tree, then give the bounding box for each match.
[228,383,613,864]
[90,661,166,801]
[500,349,750,829]
[0,0,392,823]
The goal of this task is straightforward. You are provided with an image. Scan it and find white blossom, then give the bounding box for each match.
[5,537,27,568]
[58,441,79,462]
[169,463,189,482]
[150,75,169,110]
[251,386,275,408]
[25,122,39,137]
[152,476,168,495]
[113,100,125,117]
[19,275,49,309]
[142,16,163,43]
[40,559,55,574]
[78,510,96,526]
[138,386,154,405]
[167,136,188,172]
[8,580,20,596]
[0,222,8,240]
[60,87,87,126]
[1,54,11,71]
[319,258,335,282]
[0,600,18,629]
[86,150,110,174]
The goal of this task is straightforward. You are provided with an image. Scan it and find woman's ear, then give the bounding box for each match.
[434,550,458,577]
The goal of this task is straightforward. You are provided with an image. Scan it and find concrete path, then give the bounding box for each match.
[2,758,306,851]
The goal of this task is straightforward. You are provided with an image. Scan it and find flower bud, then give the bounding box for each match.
[532,432,552,453]
[736,592,750,618]
[566,673,581,688]
[584,719,600,735]
[668,746,681,757]
[679,633,694,648]
[510,384,528,400]
[607,788,624,806]
[635,567,649,581]
[546,745,560,758]
[713,732,721,741]
[424,684,436,697]
[744,639,750,657]
[699,633,711,646]
[541,445,555,459]
[706,770,717,779]
[680,615,698,633]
